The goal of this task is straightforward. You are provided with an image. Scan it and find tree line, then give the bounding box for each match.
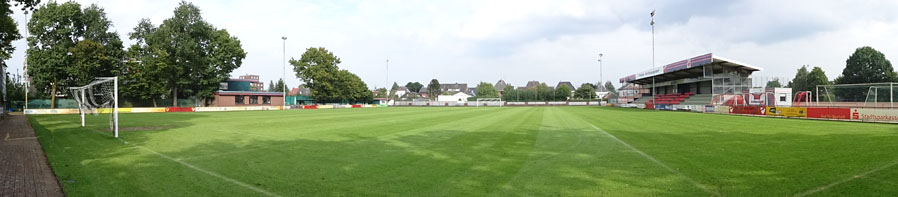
[769,46,895,102]
[3,1,372,107]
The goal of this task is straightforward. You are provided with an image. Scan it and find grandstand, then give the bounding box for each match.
[619,53,762,108]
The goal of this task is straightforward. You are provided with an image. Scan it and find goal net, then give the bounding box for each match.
[69,77,119,138]
[816,82,898,108]
[475,98,502,107]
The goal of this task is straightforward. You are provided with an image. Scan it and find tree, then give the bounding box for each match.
[765,78,782,89]
[1,0,41,60]
[127,2,246,106]
[272,78,287,93]
[427,79,441,100]
[787,66,810,93]
[502,85,515,101]
[475,82,498,98]
[268,80,275,92]
[405,82,423,93]
[389,82,399,98]
[290,47,370,103]
[26,2,123,107]
[836,46,896,84]
[555,83,571,101]
[122,44,169,107]
[574,83,596,99]
[375,88,387,98]
[603,81,616,94]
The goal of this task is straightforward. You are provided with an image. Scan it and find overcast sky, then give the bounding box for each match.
[6,0,898,89]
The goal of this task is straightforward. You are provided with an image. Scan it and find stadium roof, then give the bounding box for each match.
[619,53,762,85]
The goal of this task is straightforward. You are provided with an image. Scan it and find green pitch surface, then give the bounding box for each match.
[29,107,898,196]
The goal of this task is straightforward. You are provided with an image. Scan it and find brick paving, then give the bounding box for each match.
[0,114,64,197]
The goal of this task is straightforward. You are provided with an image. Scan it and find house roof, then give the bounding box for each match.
[525,81,540,88]
[439,83,468,92]
[495,80,507,91]
[556,81,574,90]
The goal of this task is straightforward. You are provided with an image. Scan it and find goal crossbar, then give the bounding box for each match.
[69,77,119,138]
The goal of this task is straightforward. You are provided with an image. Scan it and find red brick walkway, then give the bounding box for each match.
[0,114,64,197]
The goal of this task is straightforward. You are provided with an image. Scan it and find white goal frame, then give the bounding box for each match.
[475,98,503,107]
[69,77,119,138]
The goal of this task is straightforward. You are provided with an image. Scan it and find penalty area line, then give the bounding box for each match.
[795,159,898,196]
[586,123,720,196]
[117,139,282,197]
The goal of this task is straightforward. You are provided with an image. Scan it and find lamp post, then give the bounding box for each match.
[650,10,656,109]
[598,53,603,90]
[281,36,287,109]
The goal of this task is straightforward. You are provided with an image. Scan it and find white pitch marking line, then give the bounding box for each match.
[587,123,720,196]
[120,139,282,197]
[795,159,898,196]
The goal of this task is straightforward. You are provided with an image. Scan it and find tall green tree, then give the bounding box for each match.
[122,44,169,107]
[268,80,275,92]
[1,0,40,59]
[26,2,123,107]
[574,83,596,99]
[128,2,246,106]
[475,82,498,98]
[787,66,810,93]
[375,88,387,98]
[290,47,370,103]
[389,82,399,98]
[501,85,515,101]
[765,78,782,89]
[272,78,287,93]
[405,82,423,93]
[555,83,571,101]
[427,79,441,100]
[836,46,896,84]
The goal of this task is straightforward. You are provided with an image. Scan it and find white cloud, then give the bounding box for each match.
[5,0,898,90]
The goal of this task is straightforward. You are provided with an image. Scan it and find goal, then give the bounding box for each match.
[69,77,119,138]
[475,98,503,107]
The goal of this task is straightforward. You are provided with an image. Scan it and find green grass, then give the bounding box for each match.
[29,107,898,196]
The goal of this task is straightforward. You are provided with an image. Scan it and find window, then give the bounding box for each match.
[263,96,271,104]
[235,96,245,104]
[780,95,787,102]
[249,96,259,104]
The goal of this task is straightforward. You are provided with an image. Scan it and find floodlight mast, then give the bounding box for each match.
[282,36,287,110]
[650,9,656,109]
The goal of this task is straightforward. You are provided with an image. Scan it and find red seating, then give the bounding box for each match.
[650,92,694,105]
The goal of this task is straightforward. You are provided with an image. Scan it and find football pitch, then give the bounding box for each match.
[29,107,898,196]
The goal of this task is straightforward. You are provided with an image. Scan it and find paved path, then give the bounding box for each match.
[0,114,64,197]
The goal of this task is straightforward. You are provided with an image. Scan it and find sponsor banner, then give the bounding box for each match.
[131,108,166,113]
[166,107,195,112]
[766,107,807,117]
[850,108,898,122]
[637,67,663,79]
[318,105,333,109]
[351,104,362,108]
[620,74,636,83]
[655,104,671,110]
[24,108,80,114]
[705,105,715,112]
[807,108,850,119]
[731,106,765,115]
[377,104,388,107]
[303,105,318,109]
[568,102,588,106]
[547,102,567,105]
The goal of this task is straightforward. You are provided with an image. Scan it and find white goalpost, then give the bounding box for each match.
[475,98,502,107]
[69,77,119,138]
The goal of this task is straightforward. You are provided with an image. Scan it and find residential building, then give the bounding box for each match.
[238,74,264,91]
[211,76,284,107]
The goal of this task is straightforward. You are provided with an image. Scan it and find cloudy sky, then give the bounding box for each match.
[6,0,898,89]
